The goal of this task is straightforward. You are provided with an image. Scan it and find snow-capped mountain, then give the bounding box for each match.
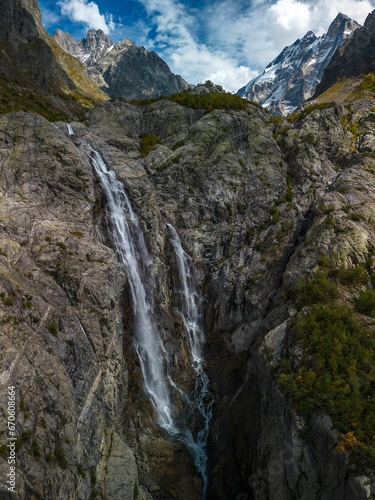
[238,13,359,115]
[54,29,189,100]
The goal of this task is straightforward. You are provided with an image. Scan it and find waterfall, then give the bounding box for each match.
[89,145,176,434]
[87,145,212,498]
[67,123,75,136]
[167,223,213,498]
[167,224,205,365]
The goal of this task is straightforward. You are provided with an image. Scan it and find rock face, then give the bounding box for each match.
[1,2,375,499]
[315,10,375,96]
[0,0,107,119]
[238,14,359,115]
[54,28,190,100]
[1,84,375,498]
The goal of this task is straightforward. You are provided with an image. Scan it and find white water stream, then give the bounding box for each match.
[167,223,213,498]
[88,145,212,498]
[66,123,75,136]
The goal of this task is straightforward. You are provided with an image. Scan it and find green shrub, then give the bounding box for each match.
[48,322,59,336]
[302,132,317,144]
[288,102,332,123]
[270,205,280,224]
[278,304,375,456]
[268,115,284,124]
[171,139,185,150]
[317,254,331,268]
[355,289,375,317]
[130,89,248,111]
[77,463,86,478]
[139,134,161,156]
[350,213,365,222]
[15,430,32,452]
[285,177,293,202]
[0,292,14,306]
[295,271,338,308]
[357,73,375,95]
[330,265,368,286]
[54,438,69,469]
[31,439,41,458]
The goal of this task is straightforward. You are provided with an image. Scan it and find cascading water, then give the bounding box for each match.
[89,145,176,433]
[67,123,75,136]
[166,223,213,498]
[87,145,212,498]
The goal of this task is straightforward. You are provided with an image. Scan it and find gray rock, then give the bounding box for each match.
[54,29,190,100]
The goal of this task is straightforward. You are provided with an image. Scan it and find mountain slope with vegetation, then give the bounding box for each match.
[0,0,107,120]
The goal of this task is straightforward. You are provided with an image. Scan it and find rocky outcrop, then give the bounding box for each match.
[54,29,190,100]
[0,110,208,499]
[0,0,107,119]
[238,14,359,115]
[315,10,375,96]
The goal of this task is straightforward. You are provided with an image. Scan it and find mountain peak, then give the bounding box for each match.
[54,28,189,100]
[85,28,112,45]
[303,31,317,41]
[78,29,114,64]
[315,9,375,96]
[238,13,359,115]
[326,12,359,38]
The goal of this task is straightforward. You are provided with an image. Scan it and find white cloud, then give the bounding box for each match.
[303,0,375,33]
[204,0,375,86]
[268,0,311,31]
[57,0,115,34]
[137,0,257,90]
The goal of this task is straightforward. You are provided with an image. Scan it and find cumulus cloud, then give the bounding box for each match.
[268,0,312,31]
[204,0,375,83]
[137,0,257,90]
[57,0,115,34]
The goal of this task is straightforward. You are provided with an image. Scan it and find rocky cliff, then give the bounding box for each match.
[238,14,359,115]
[315,10,375,96]
[54,29,190,100]
[0,82,375,498]
[0,0,107,120]
[1,1,375,499]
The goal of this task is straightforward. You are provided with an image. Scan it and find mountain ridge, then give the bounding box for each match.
[0,0,107,119]
[315,9,375,96]
[238,13,359,115]
[54,28,190,100]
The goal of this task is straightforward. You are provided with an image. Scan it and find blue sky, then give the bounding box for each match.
[40,0,375,91]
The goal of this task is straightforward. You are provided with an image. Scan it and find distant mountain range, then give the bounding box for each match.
[238,13,359,115]
[54,28,189,101]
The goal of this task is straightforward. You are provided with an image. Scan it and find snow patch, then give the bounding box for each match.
[105,44,115,55]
